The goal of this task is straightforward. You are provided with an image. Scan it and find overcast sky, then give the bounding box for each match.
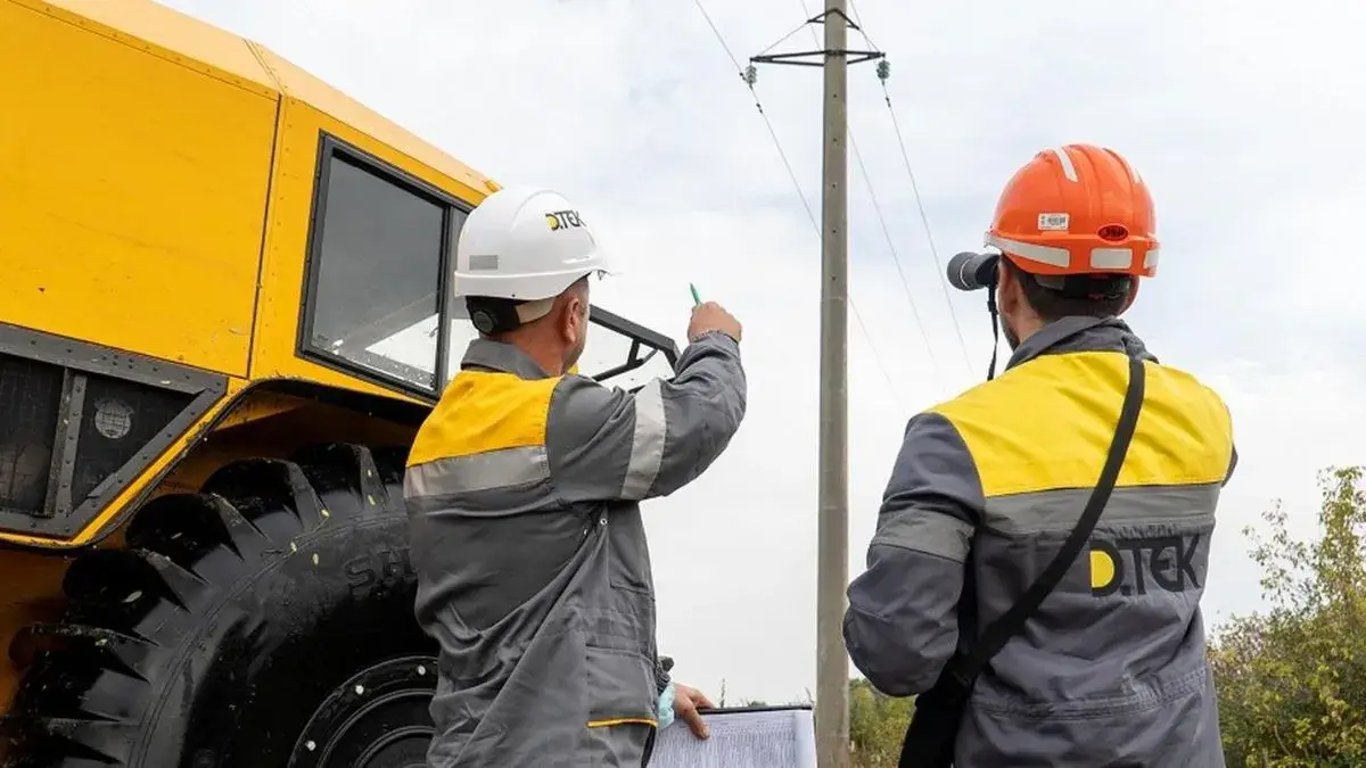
[162,0,1366,704]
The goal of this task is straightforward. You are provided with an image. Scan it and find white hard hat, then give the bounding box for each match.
[452,187,612,319]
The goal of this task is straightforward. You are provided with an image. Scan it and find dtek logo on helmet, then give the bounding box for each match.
[545,209,585,231]
[1089,535,1203,597]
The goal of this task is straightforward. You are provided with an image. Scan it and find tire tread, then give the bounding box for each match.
[3,443,409,767]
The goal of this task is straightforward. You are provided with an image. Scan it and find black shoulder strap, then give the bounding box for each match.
[963,353,1146,676]
[895,355,1147,768]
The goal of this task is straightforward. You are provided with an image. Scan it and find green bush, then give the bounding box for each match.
[1210,466,1366,767]
[849,678,913,768]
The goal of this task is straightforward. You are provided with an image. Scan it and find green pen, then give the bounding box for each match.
[690,283,702,306]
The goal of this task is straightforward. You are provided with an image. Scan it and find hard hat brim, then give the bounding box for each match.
[449,265,614,320]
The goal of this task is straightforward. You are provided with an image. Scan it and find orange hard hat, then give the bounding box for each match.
[986,144,1158,279]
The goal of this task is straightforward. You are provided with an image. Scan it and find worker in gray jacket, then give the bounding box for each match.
[845,144,1236,766]
[405,186,746,767]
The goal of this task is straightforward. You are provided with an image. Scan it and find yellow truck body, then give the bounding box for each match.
[0,3,676,764]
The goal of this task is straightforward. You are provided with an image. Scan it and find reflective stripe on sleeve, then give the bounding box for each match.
[404,446,550,498]
[621,380,666,500]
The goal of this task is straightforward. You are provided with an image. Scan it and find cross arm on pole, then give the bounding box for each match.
[750,49,884,67]
[807,7,861,30]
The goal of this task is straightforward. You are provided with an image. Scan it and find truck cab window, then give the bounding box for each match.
[307,152,451,391]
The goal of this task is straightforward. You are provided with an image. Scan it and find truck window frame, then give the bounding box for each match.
[298,133,473,400]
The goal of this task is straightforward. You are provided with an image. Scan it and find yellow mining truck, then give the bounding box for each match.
[0,2,676,765]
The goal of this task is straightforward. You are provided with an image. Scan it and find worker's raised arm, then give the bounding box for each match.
[546,304,746,504]
[844,412,982,696]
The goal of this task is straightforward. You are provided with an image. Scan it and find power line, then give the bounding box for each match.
[758,16,817,57]
[690,0,907,416]
[794,1,823,53]
[756,107,819,235]
[809,0,972,374]
[690,0,743,71]
[808,0,972,374]
[846,0,879,51]
[692,0,813,229]
[850,134,946,395]
[795,0,947,395]
[880,80,973,372]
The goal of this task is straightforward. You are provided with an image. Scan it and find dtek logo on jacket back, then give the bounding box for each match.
[1089,534,1203,597]
[845,325,1236,768]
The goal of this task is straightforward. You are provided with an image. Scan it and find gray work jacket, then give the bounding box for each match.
[405,331,746,767]
[845,317,1237,767]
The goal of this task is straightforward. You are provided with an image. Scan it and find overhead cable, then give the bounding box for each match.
[796,0,948,395]
[691,0,909,416]
[839,0,975,373]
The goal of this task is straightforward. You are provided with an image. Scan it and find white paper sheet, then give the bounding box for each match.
[650,707,816,768]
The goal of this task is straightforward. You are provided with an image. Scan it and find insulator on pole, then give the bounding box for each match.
[743,63,758,86]
[877,58,890,82]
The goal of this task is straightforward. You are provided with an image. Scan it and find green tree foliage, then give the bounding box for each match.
[849,678,913,768]
[1210,466,1366,767]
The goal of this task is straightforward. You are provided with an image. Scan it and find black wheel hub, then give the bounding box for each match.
[290,654,439,768]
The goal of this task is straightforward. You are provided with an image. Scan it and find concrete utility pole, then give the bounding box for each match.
[748,7,882,766]
[815,2,850,765]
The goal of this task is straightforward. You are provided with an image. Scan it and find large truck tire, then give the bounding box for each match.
[2,443,439,768]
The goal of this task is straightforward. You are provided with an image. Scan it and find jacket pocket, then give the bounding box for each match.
[585,645,657,728]
[961,668,1223,767]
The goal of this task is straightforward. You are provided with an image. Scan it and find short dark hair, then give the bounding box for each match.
[1002,257,1132,322]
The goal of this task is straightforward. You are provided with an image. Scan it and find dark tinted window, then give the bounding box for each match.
[0,356,62,514]
[309,154,446,390]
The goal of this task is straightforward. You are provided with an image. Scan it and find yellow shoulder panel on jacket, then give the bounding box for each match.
[931,352,1233,498]
[407,372,561,467]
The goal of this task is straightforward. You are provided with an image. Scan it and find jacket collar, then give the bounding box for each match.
[461,338,552,380]
[1005,315,1157,372]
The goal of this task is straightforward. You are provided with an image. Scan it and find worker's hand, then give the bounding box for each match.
[688,302,742,344]
[672,683,714,740]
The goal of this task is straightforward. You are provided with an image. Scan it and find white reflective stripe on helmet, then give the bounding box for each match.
[1049,147,1079,182]
[1089,248,1134,270]
[1144,248,1160,270]
[985,234,1070,268]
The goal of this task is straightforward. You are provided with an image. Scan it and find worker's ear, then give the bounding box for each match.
[561,290,587,348]
[996,258,1021,318]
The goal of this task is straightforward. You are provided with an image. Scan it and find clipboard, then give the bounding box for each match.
[650,705,816,768]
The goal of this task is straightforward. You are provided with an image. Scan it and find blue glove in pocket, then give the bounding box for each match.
[656,681,676,730]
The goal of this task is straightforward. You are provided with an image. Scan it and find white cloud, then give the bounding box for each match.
[1194,358,1366,624]
[163,0,1366,704]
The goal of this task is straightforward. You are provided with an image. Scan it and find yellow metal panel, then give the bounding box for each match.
[252,44,497,201]
[212,391,311,432]
[26,0,276,97]
[9,3,497,203]
[0,379,249,549]
[249,97,484,401]
[0,1,277,376]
